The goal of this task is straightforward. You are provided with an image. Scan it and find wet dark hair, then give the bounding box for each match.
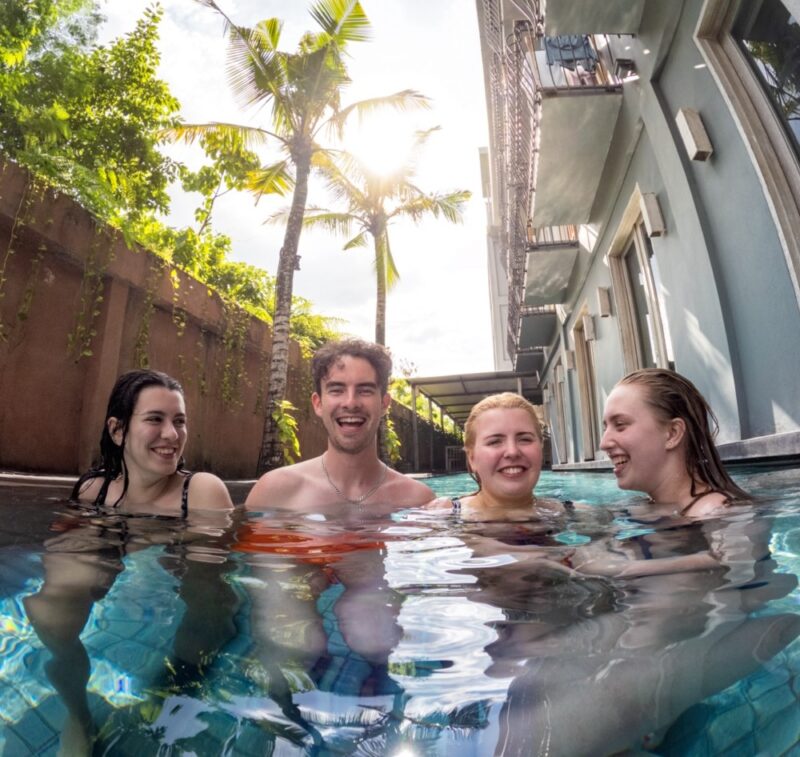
[618,368,749,502]
[71,369,185,506]
[311,338,393,395]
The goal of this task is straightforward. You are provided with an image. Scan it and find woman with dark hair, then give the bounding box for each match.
[72,368,232,512]
[25,369,234,754]
[601,367,749,516]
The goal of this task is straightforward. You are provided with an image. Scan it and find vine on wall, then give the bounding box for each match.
[219,297,250,408]
[15,242,46,324]
[0,174,32,342]
[67,224,115,361]
[133,256,166,368]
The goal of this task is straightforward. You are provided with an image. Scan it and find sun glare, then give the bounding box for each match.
[341,112,419,177]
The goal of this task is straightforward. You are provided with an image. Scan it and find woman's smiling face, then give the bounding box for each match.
[466,407,543,503]
[112,386,187,479]
[600,382,674,495]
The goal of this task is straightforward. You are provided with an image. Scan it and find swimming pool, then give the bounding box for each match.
[1,467,799,755]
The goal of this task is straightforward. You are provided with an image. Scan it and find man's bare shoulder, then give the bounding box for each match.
[244,458,323,510]
[384,470,436,506]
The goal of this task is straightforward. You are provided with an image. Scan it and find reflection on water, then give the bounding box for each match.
[0,467,799,755]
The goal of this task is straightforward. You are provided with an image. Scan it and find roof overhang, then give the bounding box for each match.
[408,371,542,427]
[542,0,645,35]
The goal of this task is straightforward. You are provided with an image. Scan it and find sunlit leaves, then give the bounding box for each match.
[308,0,371,46]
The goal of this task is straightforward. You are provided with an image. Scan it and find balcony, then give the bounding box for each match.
[478,0,637,372]
[539,0,645,36]
[523,224,579,306]
[521,28,626,226]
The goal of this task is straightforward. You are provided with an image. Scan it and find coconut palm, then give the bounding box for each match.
[168,0,428,472]
[300,130,471,344]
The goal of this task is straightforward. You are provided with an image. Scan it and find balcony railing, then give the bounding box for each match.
[523,30,628,94]
[526,223,579,248]
[481,0,630,362]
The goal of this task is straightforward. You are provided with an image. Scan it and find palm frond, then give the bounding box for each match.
[343,231,368,249]
[226,22,289,113]
[381,232,401,289]
[309,0,371,46]
[284,44,350,120]
[162,122,277,148]
[246,160,294,200]
[392,190,471,224]
[301,210,357,236]
[325,89,431,140]
[312,150,369,207]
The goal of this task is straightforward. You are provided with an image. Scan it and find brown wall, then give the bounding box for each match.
[0,159,328,477]
[0,160,457,479]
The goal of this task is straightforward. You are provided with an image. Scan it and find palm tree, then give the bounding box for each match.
[301,130,471,344]
[169,0,428,472]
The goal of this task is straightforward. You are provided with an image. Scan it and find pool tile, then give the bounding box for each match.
[746,663,791,698]
[755,701,800,755]
[752,682,798,721]
[707,702,756,753]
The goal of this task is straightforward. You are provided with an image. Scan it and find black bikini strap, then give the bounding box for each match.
[679,489,722,515]
[181,471,194,517]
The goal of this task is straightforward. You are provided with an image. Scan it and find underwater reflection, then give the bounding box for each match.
[18,498,800,756]
[418,504,800,756]
[23,502,239,756]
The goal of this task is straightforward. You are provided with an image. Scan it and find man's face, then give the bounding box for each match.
[312,356,390,454]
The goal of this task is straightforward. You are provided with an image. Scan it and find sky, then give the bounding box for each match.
[96,0,494,378]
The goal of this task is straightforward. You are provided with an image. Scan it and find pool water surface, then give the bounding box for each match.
[1,467,799,755]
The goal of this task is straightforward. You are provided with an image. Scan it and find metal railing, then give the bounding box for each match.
[481,0,629,363]
[526,223,579,248]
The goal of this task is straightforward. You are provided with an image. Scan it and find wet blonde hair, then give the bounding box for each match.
[463,392,542,452]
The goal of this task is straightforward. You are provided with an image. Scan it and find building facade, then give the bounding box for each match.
[477,0,800,466]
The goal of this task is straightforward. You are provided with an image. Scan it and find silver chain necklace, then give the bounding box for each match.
[320,454,388,506]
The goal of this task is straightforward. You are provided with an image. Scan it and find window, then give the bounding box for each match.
[732,0,800,160]
[610,221,674,372]
[697,0,800,304]
[549,363,570,464]
[572,311,599,460]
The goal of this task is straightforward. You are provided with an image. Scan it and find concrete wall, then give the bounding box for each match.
[540,0,800,466]
[0,160,445,478]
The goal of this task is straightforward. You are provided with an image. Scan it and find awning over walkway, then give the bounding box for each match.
[406,371,542,472]
[408,371,542,427]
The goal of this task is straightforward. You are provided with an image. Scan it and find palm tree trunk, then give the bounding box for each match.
[374,233,389,461]
[257,149,312,474]
[374,233,387,346]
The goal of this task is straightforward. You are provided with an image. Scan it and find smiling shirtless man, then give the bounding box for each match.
[244,338,434,512]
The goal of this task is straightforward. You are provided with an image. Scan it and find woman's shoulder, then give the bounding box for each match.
[684,490,737,518]
[73,474,105,504]
[185,471,234,510]
[423,495,472,512]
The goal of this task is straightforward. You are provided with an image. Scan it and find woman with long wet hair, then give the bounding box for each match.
[601,368,749,516]
[72,368,232,513]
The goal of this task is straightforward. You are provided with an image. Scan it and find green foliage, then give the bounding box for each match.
[179,130,261,233]
[272,400,301,465]
[383,416,402,465]
[0,2,179,219]
[0,1,342,367]
[390,375,460,437]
